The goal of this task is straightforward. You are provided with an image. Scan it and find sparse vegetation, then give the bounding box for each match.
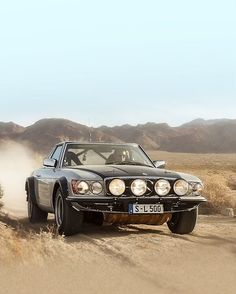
[0,221,70,264]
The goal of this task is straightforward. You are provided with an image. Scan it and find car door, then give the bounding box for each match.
[36,145,63,209]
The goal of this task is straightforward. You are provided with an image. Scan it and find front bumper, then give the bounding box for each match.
[67,194,207,214]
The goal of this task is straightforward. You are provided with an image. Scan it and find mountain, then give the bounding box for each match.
[0,122,24,136]
[181,118,232,127]
[3,118,121,154]
[1,118,236,154]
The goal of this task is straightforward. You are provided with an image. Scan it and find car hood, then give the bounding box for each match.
[68,165,200,182]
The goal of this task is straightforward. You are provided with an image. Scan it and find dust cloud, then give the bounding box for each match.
[0,141,41,217]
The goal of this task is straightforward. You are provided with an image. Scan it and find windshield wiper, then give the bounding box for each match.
[106,161,153,168]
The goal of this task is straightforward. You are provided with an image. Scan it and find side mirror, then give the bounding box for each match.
[43,158,57,168]
[153,160,166,169]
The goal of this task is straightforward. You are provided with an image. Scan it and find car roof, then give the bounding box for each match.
[57,141,139,147]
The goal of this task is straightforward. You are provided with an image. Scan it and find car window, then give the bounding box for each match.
[51,145,63,162]
[78,149,105,165]
[63,144,153,167]
[130,148,148,163]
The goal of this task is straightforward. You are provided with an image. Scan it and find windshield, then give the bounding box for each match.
[63,144,154,167]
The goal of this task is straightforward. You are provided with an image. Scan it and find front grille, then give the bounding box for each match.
[105,177,178,197]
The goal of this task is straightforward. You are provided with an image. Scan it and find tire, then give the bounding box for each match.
[167,207,198,235]
[27,193,48,223]
[55,188,84,236]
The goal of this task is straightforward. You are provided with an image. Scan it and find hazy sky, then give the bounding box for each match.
[0,0,235,127]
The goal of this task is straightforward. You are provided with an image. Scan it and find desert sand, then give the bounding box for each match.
[0,214,236,294]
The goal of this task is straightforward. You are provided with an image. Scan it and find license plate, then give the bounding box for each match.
[129,204,164,214]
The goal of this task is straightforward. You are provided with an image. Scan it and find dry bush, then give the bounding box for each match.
[201,174,236,212]
[0,222,77,265]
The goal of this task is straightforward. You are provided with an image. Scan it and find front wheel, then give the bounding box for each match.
[167,208,198,235]
[55,189,84,236]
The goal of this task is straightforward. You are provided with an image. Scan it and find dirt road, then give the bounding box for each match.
[0,215,236,294]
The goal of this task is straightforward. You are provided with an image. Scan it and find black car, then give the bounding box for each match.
[25,142,206,236]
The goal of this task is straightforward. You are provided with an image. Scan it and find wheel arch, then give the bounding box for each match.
[25,176,37,204]
[52,177,69,209]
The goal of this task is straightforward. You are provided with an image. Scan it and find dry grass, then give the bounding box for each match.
[0,217,80,265]
[148,151,236,212]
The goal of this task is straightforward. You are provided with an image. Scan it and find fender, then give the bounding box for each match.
[58,176,69,198]
[25,176,37,204]
[52,177,70,209]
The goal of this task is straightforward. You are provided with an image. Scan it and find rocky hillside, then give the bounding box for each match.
[1,118,236,154]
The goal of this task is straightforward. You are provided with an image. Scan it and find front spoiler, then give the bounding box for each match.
[67,194,206,214]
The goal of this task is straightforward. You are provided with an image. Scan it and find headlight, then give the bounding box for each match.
[91,182,103,195]
[155,179,171,196]
[75,181,90,195]
[174,180,189,196]
[109,179,126,196]
[131,179,147,196]
[193,183,203,196]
